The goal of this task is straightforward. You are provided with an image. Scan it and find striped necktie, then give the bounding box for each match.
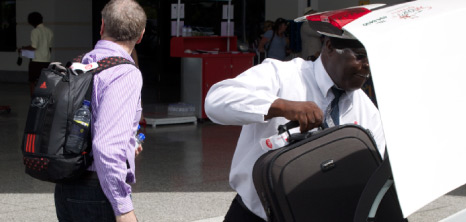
[323,87,345,128]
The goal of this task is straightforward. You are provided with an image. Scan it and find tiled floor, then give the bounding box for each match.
[1,82,465,221]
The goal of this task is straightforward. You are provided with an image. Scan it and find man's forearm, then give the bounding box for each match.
[264,98,285,120]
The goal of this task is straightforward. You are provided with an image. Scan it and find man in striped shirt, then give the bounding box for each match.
[54,1,146,221]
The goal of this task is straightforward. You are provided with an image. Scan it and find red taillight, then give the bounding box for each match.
[306,7,371,30]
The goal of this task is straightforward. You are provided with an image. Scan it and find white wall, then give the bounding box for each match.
[266,0,300,21]
[0,0,93,73]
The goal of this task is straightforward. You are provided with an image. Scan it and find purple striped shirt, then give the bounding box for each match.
[82,40,142,215]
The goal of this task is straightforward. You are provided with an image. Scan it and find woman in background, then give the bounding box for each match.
[258,18,290,61]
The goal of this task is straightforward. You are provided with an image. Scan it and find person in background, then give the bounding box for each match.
[258,18,290,61]
[205,21,385,222]
[19,12,53,97]
[53,0,146,221]
[300,7,322,61]
[252,20,274,64]
[262,20,274,34]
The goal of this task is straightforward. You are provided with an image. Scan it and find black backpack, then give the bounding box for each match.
[22,56,135,183]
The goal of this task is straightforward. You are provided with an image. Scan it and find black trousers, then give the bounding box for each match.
[224,194,266,222]
[54,171,115,222]
[28,60,49,83]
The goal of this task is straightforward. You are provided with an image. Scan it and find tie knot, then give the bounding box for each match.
[331,87,344,100]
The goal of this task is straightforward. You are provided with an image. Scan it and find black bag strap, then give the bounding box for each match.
[72,54,85,63]
[78,56,136,104]
[93,56,135,73]
[353,151,405,222]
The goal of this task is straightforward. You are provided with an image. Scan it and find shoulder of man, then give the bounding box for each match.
[45,25,53,33]
[260,57,307,77]
[78,55,139,79]
[262,56,305,66]
[99,59,139,72]
[352,88,379,111]
[31,26,39,34]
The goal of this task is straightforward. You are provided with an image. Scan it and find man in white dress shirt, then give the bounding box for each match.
[205,20,386,220]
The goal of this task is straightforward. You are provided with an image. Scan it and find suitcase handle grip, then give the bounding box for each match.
[278,121,323,135]
[277,121,300,135]
[278,121,327,144]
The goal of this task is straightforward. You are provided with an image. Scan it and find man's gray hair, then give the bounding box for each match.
[102,0,147,42]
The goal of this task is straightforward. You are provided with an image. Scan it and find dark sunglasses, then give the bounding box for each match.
[336,48,368,61]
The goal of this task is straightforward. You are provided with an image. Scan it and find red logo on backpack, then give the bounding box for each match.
[39,82,47,89]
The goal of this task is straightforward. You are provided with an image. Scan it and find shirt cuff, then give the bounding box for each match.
[112,195,134,216]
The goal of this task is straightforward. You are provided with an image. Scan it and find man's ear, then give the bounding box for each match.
[100,18,105,37]
[324,37,334,54]
[135,28,145,44]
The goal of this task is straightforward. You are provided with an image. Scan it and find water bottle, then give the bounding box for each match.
[135,125,142,146]
[135,133,145,146]
[135,132,145,151]
[65,100,91,154]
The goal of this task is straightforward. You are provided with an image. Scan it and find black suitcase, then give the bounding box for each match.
[253,123,406,222]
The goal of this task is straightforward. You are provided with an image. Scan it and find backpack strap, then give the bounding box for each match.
[73,54,86,63]
[82,56,136,106]
[93,56,135,73]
